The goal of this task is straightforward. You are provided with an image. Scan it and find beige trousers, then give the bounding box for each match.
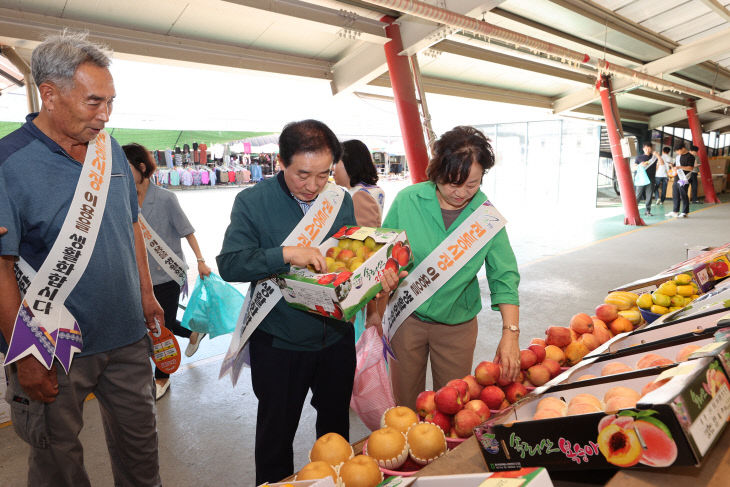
[388,314,478,410]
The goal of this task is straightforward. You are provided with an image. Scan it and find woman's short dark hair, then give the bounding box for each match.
[426,126,495,185]
[341,139,378,186]
[278,119,342,167]
[123,142,156,178]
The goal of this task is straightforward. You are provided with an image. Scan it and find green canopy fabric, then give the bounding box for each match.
[0,121,272,149]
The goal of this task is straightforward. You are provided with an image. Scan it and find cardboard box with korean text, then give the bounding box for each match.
[474,346,730,472]
[611,265,713,296]
[257,478,336,487]
[275,226,413,321]
[378,467,554,486]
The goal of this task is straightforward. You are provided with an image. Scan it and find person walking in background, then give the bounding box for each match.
[654,146,671,205]
[380,126,521,410]
[0,31,163,486]
[124,142,212,400]
[633,141,658,216]
[688,145,701,203]
[333,139,385,228]
[667,144,694,218]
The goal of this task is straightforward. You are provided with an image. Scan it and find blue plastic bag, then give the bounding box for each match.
[181,273,245,338]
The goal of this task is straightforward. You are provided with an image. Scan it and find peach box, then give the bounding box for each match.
[377,468,554,486]
[474,346,730,472]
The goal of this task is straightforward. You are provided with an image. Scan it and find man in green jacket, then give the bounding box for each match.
[217,120,356,484]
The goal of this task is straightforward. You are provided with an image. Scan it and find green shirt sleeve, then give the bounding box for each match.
[485,227,520,310]
[216,191,289,283]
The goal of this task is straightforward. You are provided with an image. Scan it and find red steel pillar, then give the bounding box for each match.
[381,16,429,183]
[598,76,645,226]
[686,101,720,204]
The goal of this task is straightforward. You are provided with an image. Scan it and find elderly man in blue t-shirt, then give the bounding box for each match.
[0,32,163,486]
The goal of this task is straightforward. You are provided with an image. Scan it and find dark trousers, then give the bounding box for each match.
[635,182,654,212]
[250,326,356,485]
[673,179,690,214]
[654,176,668,202]
[688,172,699,202]
[152,280,190,379]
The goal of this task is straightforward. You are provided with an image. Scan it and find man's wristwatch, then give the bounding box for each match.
[503,324,520,334]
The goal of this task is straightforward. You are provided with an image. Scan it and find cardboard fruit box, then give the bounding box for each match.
[275,225,413,321]
[610,265,714,295]
[661,242,730,282]
[638,281,730,332]
[474,346,730,472]
[378,468,554,486]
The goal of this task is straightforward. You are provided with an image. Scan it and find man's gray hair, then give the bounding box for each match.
[31,29,112,89]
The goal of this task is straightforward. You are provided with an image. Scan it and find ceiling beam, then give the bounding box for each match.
[0,7,333,80]
[330,0,504,95]
[703,116,730,132]
[368,73,553,108]
[221,0,388,44]
[572,104,650,123]
[649,89,730,128]
[698,0,730,23]
[552,26,730,113]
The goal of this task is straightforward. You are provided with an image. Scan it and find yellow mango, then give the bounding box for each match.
[636,293,653,309]
[676,285,693,297]
[657,281,677,297]
[651,304,669,314]
[689,294,700,301]
[674,273,692,284]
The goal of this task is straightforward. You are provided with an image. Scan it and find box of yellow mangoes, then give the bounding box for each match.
[634,273,702,323]
[274,225,413,321]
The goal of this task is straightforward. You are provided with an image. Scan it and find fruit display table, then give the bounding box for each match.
[408,425,730,486]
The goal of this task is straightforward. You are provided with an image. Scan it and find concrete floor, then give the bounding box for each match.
[1,188,729,486]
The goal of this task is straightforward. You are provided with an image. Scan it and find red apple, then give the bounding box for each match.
[415,390,436,420]
[427,410,452,435]
[479,385,506,410]
[474,361,501,386]
[434,385,463,414]
[446,379,470,404]
[530,338,546,347]
[595,303,619,323]
[503,382,528,404]
[464,399,491,423]
[519,349,538,370]
[496,375,511,387]
[453,408,482,438]
[461,375,483,401]
[541,358,561,378]
[528,344,546,363]
[384,258,399,274]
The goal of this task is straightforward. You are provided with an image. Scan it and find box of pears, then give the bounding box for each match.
[274,225,413,321]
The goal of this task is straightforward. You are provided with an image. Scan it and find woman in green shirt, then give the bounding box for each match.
[382,126,521,410]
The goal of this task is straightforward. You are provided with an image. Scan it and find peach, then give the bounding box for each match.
[649,357,674,368]
[544,345,565,365]
[446,379,470,404]
[564,340,590,366]
[591,316,607,330]
[530,338,546,347]
[536,397,567,414]
[567,402,603,416]
[461,375,483,402]
[595,303,619,323]
[608,316,633,335]
[541,358,561,378]
[633,419,678,467]
[519,349,538,370]
[453,408,482,438]
[604,395,637,412]
[579,333,600,351]
[636,353,666,369]
[601,362,633,376]
[545,326,572,348]
[474,361,501,386]
[576,374,597,381]
[641,378,670,397]
[676,344,701,362]
[597,422,642,467]
[603,386,640,404]
[570,313,594,335]
[528,344,546,363]
[434,386,463,414]
[479,385,505,410]
[569,393,602,411]
[525,364,551,386]
[415,391,436,420]
[463,399,490,423]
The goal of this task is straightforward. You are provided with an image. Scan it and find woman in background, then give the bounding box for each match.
[124,143,212,400]
[333,139,385,227]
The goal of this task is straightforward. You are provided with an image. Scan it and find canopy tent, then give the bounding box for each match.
[0,122,272,150]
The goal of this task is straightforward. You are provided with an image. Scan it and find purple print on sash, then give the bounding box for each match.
[55,322,83,372]
[5,304,56,368]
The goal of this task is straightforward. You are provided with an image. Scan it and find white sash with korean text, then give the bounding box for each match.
[220,184,347,386]
[383,201,507,342]
[138,214,188,286]
[4,131,112,372]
